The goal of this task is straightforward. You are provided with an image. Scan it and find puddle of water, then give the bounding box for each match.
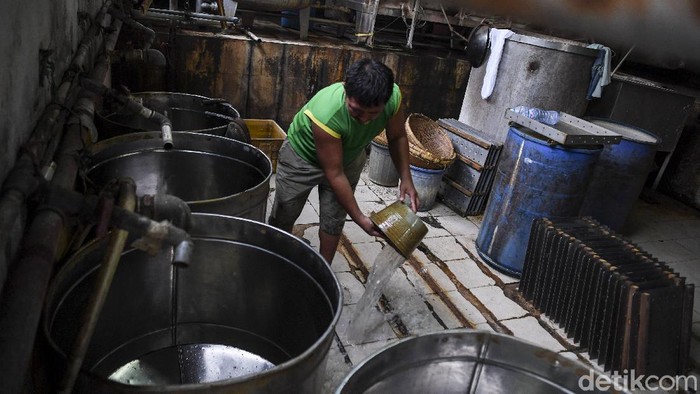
[345,244,406,344]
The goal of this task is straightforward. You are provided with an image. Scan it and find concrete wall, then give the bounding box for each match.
[0,0,103,185]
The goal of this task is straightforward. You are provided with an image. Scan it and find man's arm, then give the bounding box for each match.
[312,123,382,236]
[385,105,420,212]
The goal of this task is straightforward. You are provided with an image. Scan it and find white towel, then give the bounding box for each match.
[481,28,514,100]
[586,43,612,98]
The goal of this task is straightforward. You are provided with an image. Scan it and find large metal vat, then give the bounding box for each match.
[459,33,599,143]
[475,126,602,277]
[579,119,660,233]
[336,329,618,393]
[85,132,271,220]
[96,92,243,139]
[44,213,341,393]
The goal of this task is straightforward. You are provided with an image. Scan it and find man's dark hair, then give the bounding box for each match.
[343,58,395,107]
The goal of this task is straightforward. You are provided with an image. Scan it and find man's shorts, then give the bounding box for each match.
[268,140,367,236]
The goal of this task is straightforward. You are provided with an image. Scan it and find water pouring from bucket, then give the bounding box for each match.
[345,199,428,344]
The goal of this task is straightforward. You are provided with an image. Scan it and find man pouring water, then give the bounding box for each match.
[268,58,419,263]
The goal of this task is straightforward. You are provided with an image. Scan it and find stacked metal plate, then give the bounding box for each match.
[437,118,503,216]
[519,217,694,376]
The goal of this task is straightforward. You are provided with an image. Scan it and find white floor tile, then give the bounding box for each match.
[422,236,469,261]
[501,316,567,352]
[470,286,527,320]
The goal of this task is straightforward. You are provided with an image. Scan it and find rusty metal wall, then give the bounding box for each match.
[169,32,470,129]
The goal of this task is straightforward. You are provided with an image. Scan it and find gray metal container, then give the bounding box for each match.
[96,92,242,139]
[44,213,342,393]
[336,329,622,393]
[368,141,399,187]
[459,33,599,143]
[85,132,271,220]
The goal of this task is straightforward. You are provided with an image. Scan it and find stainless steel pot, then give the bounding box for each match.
[44,213,342,393]
[84,132,271,220]
[96,92,244,139]
[337,329,623,393]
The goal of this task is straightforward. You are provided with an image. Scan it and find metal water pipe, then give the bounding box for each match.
[80,78,174,149]
[143,7,240,25]
[0,1,115,298]
[109,7,156,49]
[57,179,137,394]
[0,4,117,393]
[115,48,167,67]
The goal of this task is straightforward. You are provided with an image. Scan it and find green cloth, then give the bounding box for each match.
[287,82,401,166]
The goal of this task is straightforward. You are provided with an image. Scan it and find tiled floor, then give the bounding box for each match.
[266,168,700,393]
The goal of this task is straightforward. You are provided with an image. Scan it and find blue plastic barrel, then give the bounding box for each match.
[475,126,602,277]
[579,119,660,233]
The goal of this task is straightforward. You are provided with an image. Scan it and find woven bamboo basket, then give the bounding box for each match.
[373,129,389,146]
[405,113,456,169]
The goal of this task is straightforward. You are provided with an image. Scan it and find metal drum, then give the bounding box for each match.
[85,132,271,220]
[336,329,619,393]
[459,33,599,144]
[96,92,243,139]
[368,141,399,187]
[475,126,602,277]
[44,213,341,393]
[580,119,660,233]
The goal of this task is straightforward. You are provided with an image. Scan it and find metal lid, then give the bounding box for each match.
[505,109,622,146]
[588,119,661,145]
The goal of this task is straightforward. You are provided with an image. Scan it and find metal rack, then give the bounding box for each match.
[504,109,622,146]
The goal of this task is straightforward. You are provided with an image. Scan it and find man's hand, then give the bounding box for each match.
[384,103,420,212]
[399,180,420,212]
[357,215,383,237]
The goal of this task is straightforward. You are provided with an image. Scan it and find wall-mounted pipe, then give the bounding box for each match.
[80,78,174,149]
[236,0,311,12]
[0,2,116,296]
[143,8,239,24]
[139,193,192,230]
[115,48,167,67]
[34,182,194,265]
[108,7,156,50]
[0,5,116,392]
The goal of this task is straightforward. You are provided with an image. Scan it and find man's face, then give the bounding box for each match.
[346,96,385,124]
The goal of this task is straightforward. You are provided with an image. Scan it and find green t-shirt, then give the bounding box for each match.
[287,82,402,166]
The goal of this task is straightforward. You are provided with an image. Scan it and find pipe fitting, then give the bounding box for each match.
[111,48,166,67]
[37,183,194,266]
[80,78,173,149]
[173,239,195,266]
[108,7,156,49]
[139,193,192,230]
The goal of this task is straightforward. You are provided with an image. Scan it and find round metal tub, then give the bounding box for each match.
[96,92,242,139]
[85,132,271,220]
[44,213,342,393]
[337,330,619,393]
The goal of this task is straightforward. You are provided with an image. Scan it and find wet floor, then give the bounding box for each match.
[266,165,700,393]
